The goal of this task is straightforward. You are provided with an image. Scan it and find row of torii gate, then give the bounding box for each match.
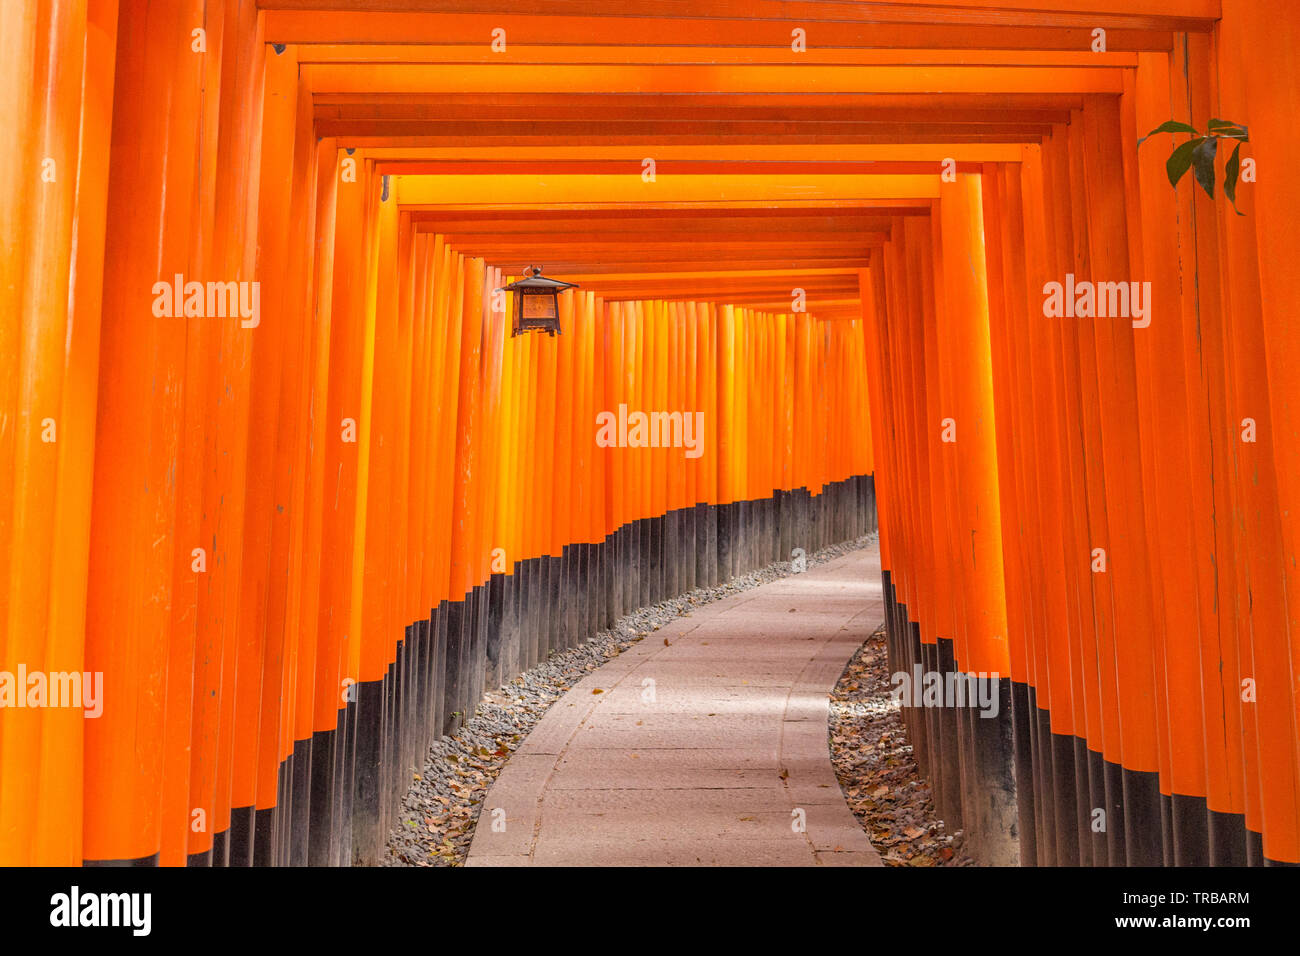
[2,0,1298,867]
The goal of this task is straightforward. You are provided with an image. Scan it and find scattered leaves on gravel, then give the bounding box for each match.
[381,628,641,867]
[829,623,975,867]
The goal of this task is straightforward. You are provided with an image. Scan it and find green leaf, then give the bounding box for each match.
[1138,120,1199,147]
[1166,137,1204,188]
[1224,141,1245,216]
[1208,118,1250,141]
[1191,136,1218,198]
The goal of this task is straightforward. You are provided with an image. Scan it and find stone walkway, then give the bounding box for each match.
[466,543,885,866]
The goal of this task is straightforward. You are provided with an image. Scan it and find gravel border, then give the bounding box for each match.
[828,624,976,866]
[384,533,878,866]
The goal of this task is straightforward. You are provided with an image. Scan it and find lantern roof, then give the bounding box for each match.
[499,266,579,293]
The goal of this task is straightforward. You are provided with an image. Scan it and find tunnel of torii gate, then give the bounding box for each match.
[1,0,1298,871]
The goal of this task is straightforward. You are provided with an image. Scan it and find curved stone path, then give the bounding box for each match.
[466,543,885,866]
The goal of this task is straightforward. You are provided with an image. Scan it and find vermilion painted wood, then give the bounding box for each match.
[1217,0,1300,861]
[82,0,203,863]
[980,165,1032,689]
[265,11,1179,51]
[40,0,119,867]
[939,175,1010,676]
[1190,29,1253,827]
[1127,51,1217,813]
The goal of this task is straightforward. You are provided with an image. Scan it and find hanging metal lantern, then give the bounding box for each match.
[499,265,578,337]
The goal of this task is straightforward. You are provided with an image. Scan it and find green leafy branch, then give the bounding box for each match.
[1138,118,1250,216]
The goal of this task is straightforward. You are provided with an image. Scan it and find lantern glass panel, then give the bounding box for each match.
[522,293,557,320]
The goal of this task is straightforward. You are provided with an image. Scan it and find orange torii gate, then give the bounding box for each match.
[2,0,1298,871]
